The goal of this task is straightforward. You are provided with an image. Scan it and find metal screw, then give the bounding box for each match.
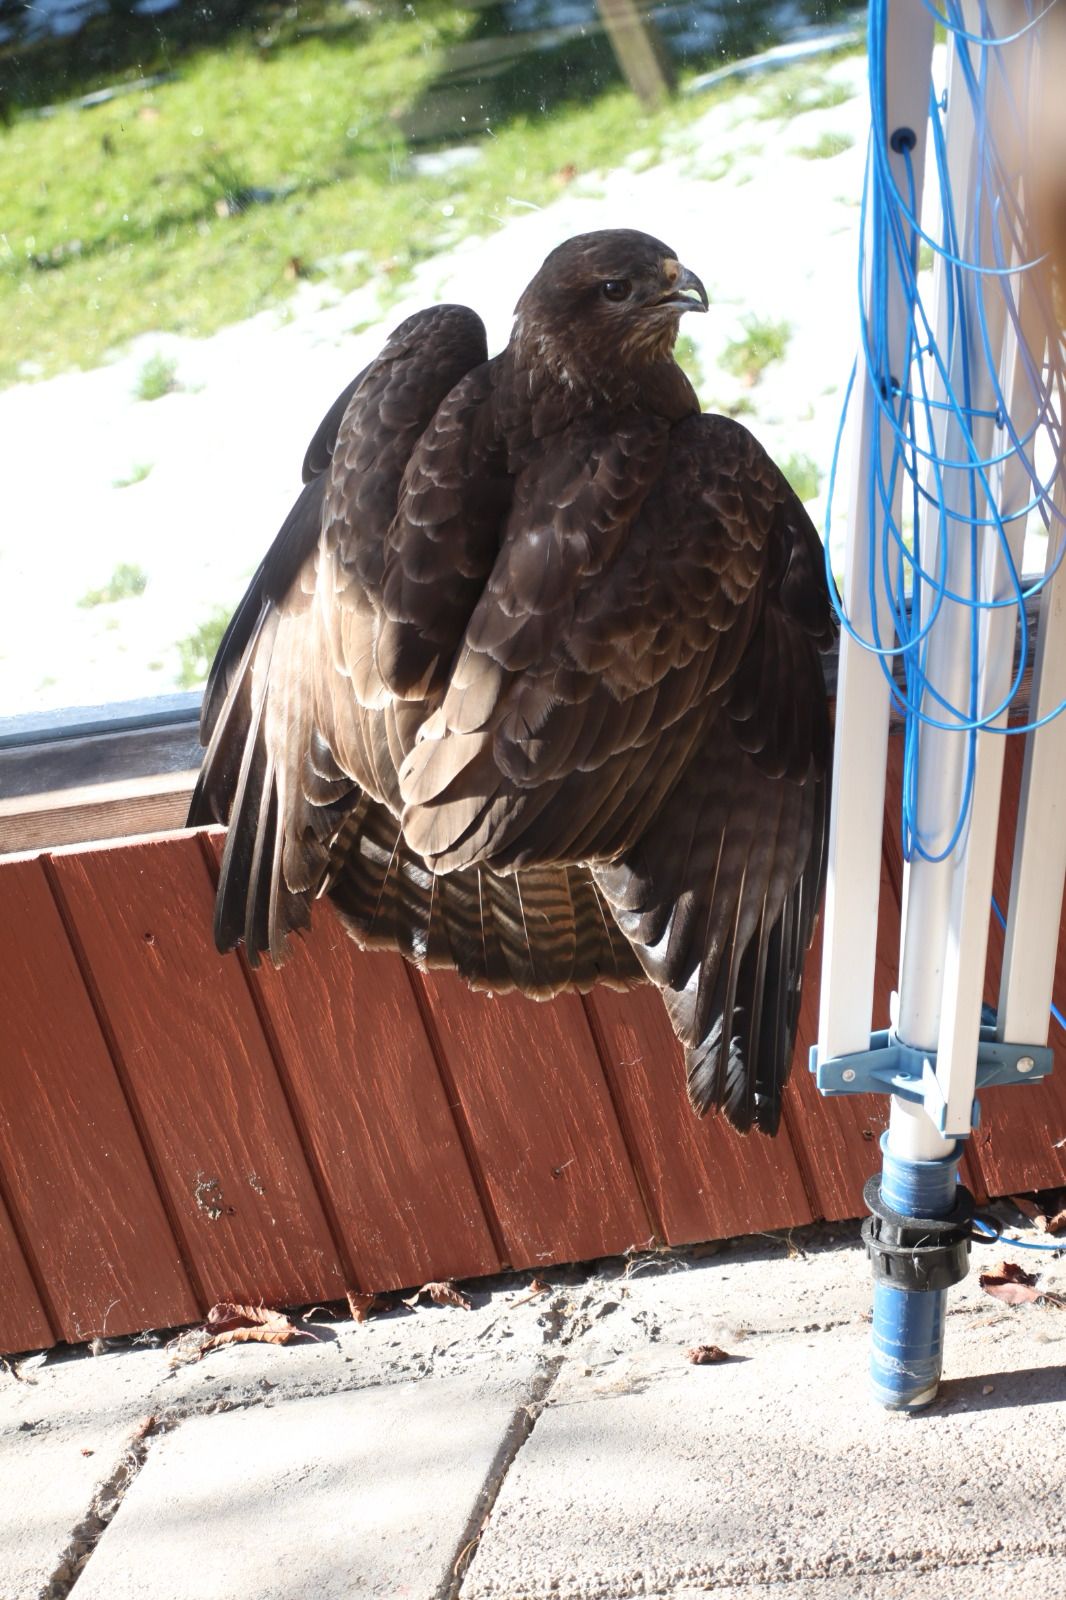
[842,1068,856,1083]
[1017,1056,1035,1074]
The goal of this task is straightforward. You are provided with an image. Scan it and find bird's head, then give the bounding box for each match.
[511,229,708,403]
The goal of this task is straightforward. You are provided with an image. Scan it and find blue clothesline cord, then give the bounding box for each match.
[988,894,1066,1031]
[973,1216,1066,1252]
[824,0,1066,874]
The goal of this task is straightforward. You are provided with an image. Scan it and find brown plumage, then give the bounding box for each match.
[189,228,835,1135]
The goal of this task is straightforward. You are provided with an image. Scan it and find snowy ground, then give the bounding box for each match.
[1,52,873,719]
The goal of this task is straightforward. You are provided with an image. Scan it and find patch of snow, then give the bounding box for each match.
[409,146,484,178]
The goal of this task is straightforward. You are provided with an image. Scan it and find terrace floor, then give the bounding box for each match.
[4,1221,1066,1600]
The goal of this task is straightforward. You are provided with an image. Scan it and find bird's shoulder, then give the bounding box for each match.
[649,410,837,648]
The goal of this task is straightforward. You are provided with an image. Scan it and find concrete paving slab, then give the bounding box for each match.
[72,1367,540,1600]
[462,1320,1066,1600]
[666,1563,1066,1600]
[0,1345,161,1600]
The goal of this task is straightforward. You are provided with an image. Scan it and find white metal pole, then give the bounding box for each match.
[891,6,990,1155]
[929,0,1035,1133]
[818,4,936,1064]
[1000,485,1066,1041]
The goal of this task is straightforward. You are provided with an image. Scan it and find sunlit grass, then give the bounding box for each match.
[1,17,862,387]
[175,606,231,689]
[113,462,153,487]
[796,130,854,160]
[78,562,149,607]
[755,63,858,122]
[673,332,706,398]
[721,315,792,383]
[134,353,179,401]
[780,451,822,503]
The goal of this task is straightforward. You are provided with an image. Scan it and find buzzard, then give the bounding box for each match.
[189,229,834,1135]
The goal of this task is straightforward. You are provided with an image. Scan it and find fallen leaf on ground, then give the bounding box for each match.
[347,1290,388,1324]
[686,1344,731,1365]
[403,1281,473,1311]
[1045,1208,1066,1236]
[203,1303,314,1349]
[979,1261,1040,1304]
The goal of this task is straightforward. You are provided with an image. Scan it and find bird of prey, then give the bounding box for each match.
[188,229,835,1135]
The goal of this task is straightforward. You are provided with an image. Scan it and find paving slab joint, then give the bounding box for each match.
[39,1414,164,1600]
[448,1357,564,1600]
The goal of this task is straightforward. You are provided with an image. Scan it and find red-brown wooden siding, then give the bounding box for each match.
[1,736,1065,1353]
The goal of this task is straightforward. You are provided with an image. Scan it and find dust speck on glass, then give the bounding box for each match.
[0,0,862,716]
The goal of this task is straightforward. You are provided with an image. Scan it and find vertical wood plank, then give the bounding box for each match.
[0,1186,55,1354]
[0,859,199,1344]
[247,903,502,1291]
[780,918,892,1221]
[50,835,346,1308]
[970,737,1066,1194]
[585,984,815,1243]
[415,971,653,1270]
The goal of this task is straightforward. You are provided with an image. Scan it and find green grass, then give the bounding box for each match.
[796,130,854,160]
[755,60,858,122]
[175,606,231,689]
[780,451,822,504]
[78,562,149,607]
[673,333,705,397]
[721,316,792,384]
[0,2,865,389]
[806,83,854,112]
[134,354,179,401]
[113,462,153,488]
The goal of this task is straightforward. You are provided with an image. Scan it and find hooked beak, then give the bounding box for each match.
[654,260,709,314]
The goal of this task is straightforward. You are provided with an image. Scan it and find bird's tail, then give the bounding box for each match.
[325,800,643,998]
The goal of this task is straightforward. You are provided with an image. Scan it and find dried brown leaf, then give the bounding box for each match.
[403,1280,472,1311]
[686,1344,731,1365]
[1046,1208,1066,1236]
[429,1281,472,1309]
[1009,1194,1042,1223]
[979,1260,1040,1305]
[202,1302,311,1350]
[346,1290,387,1325]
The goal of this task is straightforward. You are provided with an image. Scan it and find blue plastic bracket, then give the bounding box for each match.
[809,1026,1053,1133]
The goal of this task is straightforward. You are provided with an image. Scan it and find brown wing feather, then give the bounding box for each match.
[189,305,490,955]
[396,414,769,872]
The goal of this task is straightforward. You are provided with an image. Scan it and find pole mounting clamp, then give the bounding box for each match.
[861,1174,974,1293]
[809,1026,1053,1135]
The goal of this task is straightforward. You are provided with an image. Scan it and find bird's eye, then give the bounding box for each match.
[601,279,631,302]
